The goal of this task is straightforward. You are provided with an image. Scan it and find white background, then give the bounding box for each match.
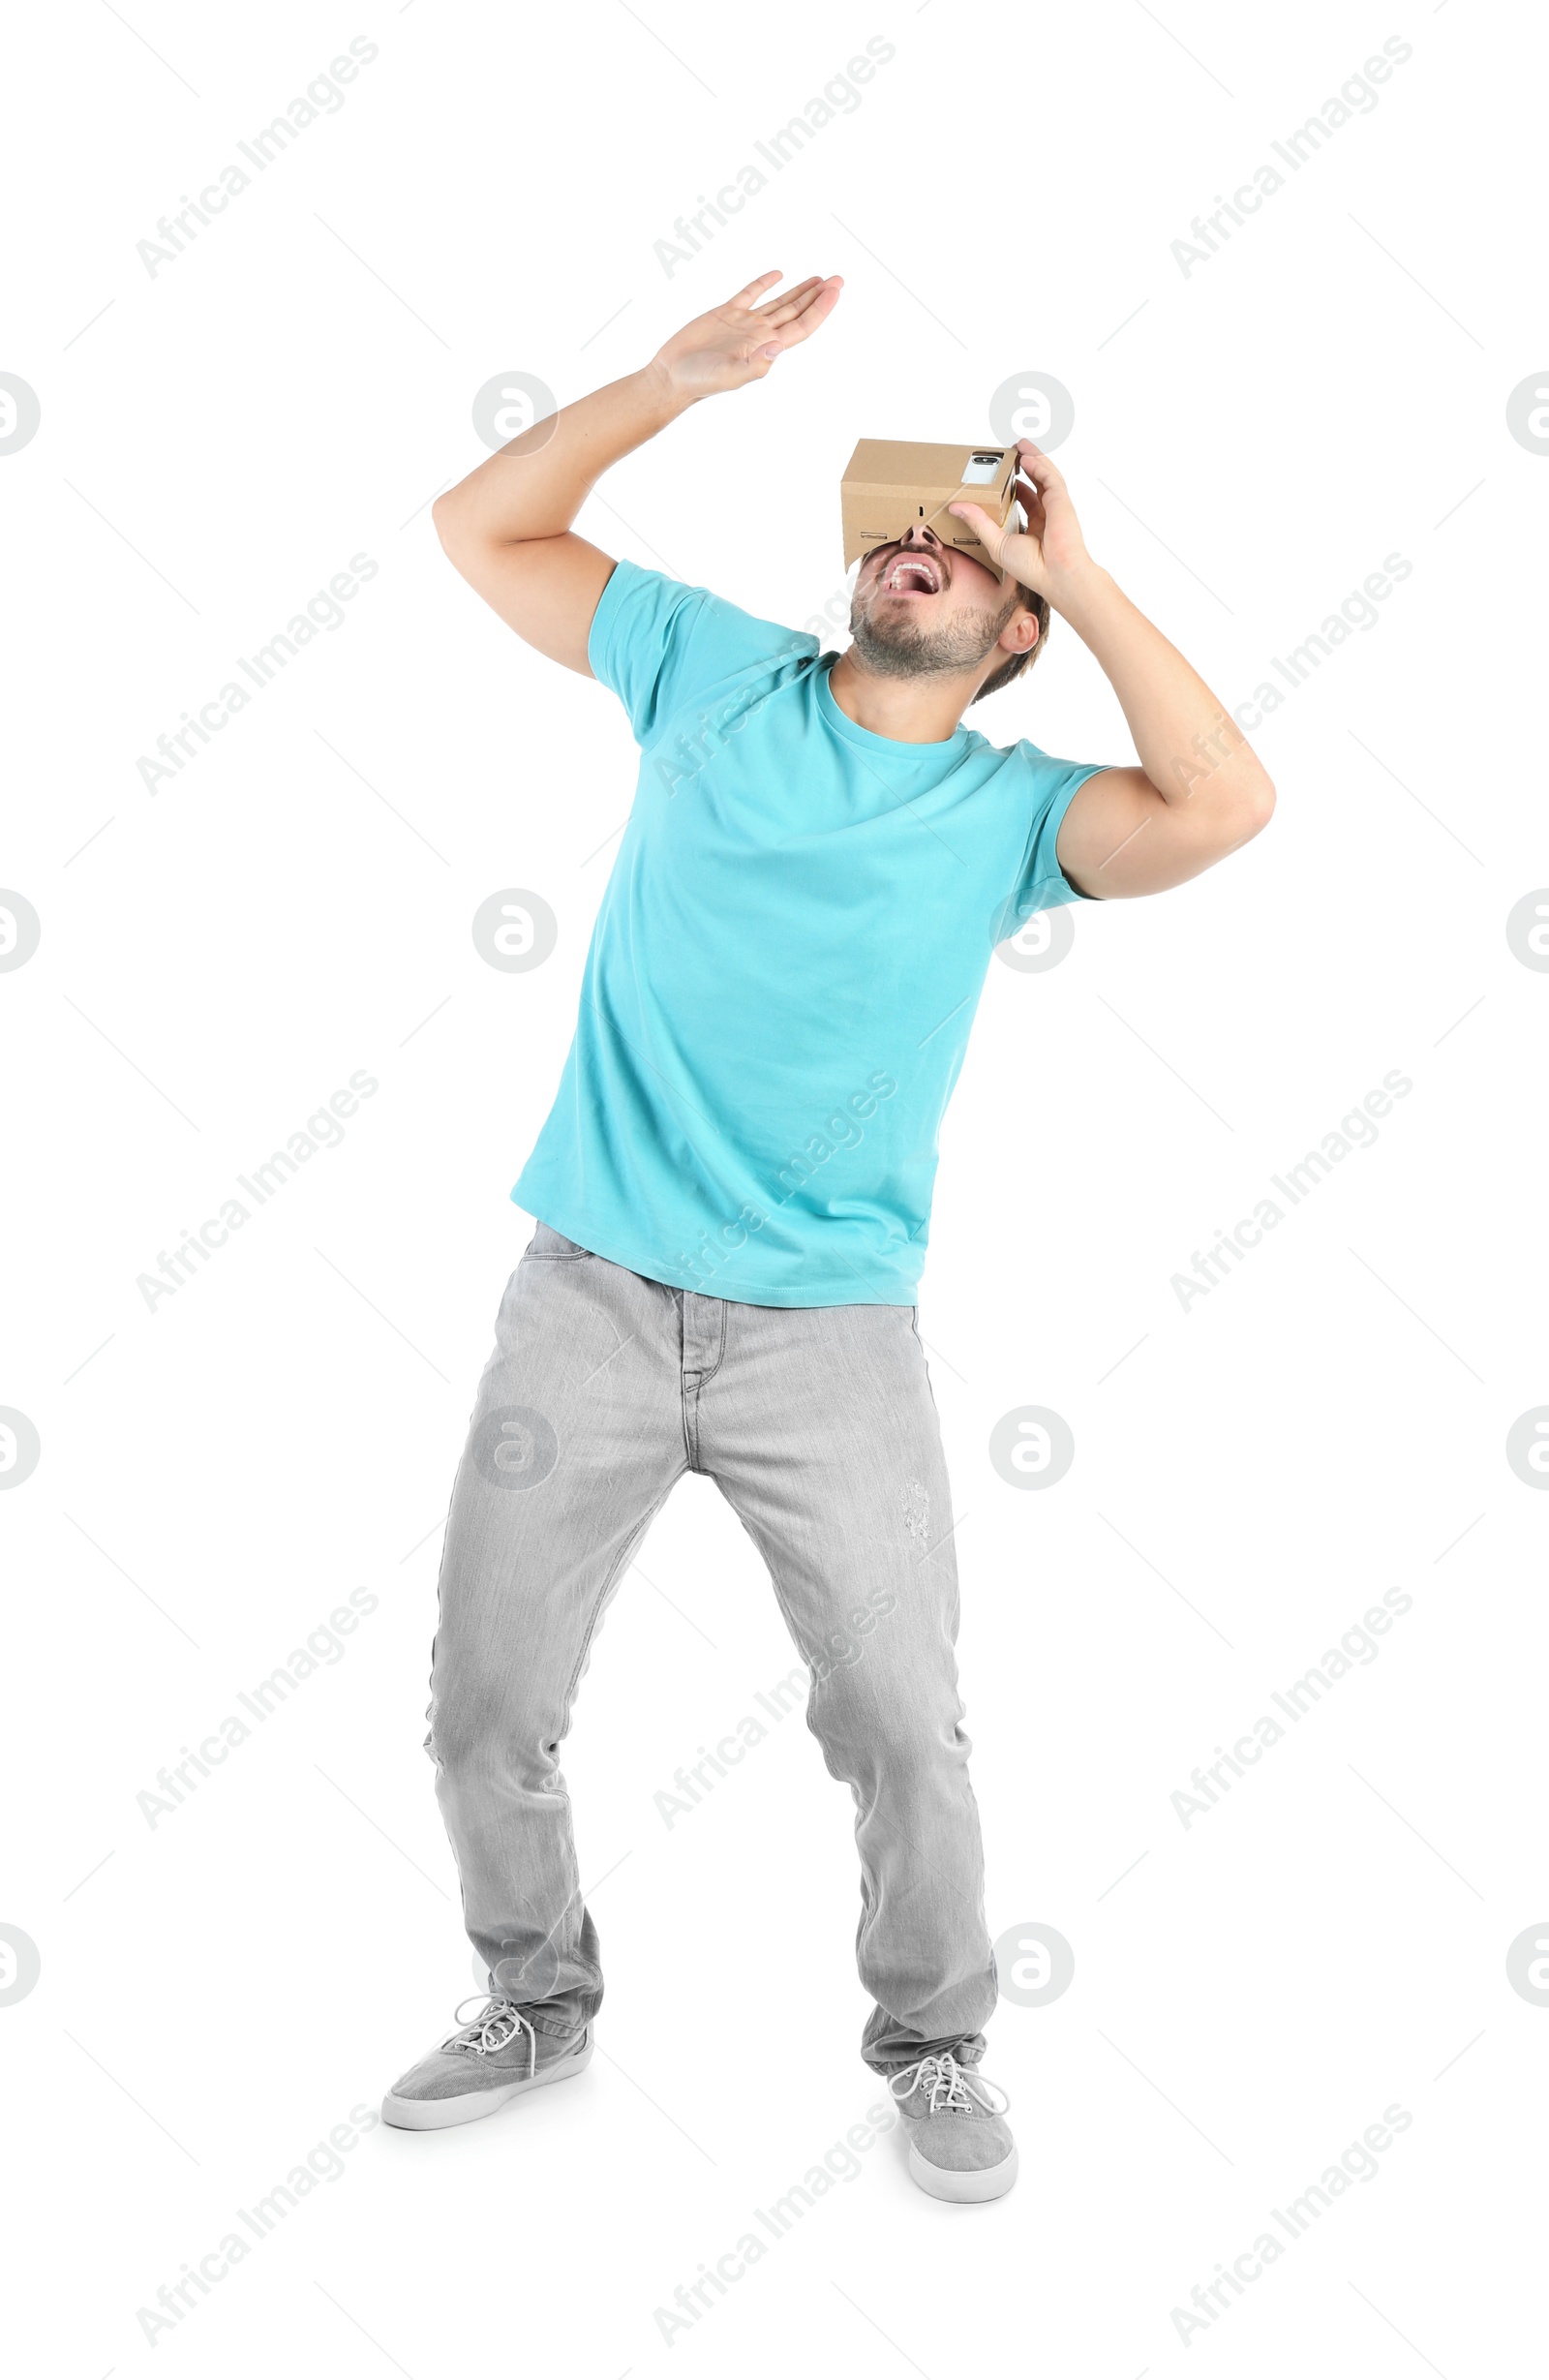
[4,1,1547,2372]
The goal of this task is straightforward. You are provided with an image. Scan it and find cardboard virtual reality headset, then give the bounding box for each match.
[840,440,1020,573]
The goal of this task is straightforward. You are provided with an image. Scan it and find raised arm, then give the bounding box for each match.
[952,444,1275,899]
[432,271,842,674]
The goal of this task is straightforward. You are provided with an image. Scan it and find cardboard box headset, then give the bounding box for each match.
[840,440,1020,574]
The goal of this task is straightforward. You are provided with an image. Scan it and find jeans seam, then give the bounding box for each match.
[556,1480,680,1720]
[683,1301,728,1387]
[680,1301,725,1467]
[719,1504,820,1717]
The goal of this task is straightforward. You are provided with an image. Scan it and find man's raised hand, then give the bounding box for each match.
[432,269,840,677]
[649,271,843,405]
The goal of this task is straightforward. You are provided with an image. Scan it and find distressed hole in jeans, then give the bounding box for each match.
[903,1480,930,1550]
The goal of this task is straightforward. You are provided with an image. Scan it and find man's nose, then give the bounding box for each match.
[898,524,941,550]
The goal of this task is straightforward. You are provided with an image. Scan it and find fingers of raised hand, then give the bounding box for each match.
[763,278,842,347]
[1016,441,1066,493]
[752,274,823,322]
[1015,473,1048,521]
[727,269,786,310]
[950,502,1010,559]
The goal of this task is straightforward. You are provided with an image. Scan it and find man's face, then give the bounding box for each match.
[848,526,1027,680]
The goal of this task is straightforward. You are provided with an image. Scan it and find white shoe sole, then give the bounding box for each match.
[381,2025,593,2132]
[907,2139,1018,2203]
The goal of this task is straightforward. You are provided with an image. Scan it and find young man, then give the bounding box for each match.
[381,273,1273,2201]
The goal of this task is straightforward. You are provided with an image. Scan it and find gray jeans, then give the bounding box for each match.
[424,1222,996,2072]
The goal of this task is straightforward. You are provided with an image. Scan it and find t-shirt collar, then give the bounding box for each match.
[815,654,971,761]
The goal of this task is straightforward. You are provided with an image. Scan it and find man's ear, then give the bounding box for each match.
[999,603,1040,656]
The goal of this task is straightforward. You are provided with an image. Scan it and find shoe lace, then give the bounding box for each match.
[442,1996,536,2079]
[889,2051,1009,2118]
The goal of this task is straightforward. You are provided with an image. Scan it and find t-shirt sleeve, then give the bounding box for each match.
[1004,743,1113,920]
[587,557,816,748]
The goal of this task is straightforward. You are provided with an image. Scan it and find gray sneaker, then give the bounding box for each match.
[888,2050,1017,2202]
[382,1996,593,2132]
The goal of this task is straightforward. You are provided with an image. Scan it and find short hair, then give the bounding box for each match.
[972,583,1049,704]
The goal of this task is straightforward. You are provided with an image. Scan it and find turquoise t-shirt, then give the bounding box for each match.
[512,559,1109,1307]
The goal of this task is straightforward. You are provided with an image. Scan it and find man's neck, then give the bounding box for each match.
[825,649,982,745]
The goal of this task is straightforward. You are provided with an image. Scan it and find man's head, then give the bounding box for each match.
[847,526,1048,704]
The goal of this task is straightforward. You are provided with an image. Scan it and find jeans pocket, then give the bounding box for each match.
[908,1307,940,1409]
[525,1221,592,1262]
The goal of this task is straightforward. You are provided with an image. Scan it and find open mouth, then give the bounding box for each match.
[877,549,944,597]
